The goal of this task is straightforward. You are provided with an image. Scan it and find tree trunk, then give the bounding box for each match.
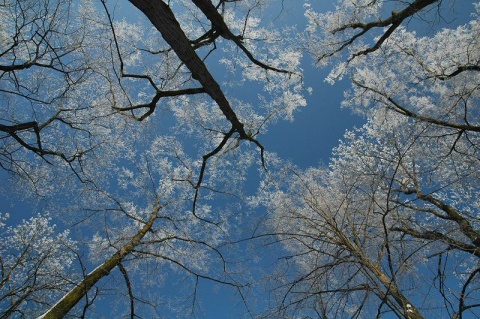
[37,206,161,319]
[128,0,247,137]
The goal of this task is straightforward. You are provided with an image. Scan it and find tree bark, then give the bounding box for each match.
[341,232,424,319]
[128,0,247,137]
[38,206,161,319]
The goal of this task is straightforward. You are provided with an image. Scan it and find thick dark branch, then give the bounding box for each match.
[336,0,438,32]
[0,62,35,72]
[329,0,439,59]
[0,122,39,134]
[414,191,480,248]
[191,0,292,74]
[128,0,247,136]
[191,28,221,50]
[128,0,268,199]
[0,120,86,164]
[0,121,49,158]
[350,20,402,59]
[438,65,480,80]
[0,58,88,75]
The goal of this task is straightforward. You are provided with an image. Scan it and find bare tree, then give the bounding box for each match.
[1,0,307,317]
[254,1,480,318]
[1,0,305,180]
[0,214,77,318]
[261,106,480,317]
[0,0,93,170]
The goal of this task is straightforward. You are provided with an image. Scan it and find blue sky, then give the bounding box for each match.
[0,0,477,318]
[263,67,362,167]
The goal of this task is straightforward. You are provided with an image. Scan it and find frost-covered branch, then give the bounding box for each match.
[38,204,162,319]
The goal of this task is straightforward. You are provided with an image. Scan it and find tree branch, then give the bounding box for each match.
[118,263,135,319]
[392,226,480,258]
[191,0,292,74]
[352,79,480,133]
[128,0,247,136]
[327,0,439,60]
[38,205,162,319]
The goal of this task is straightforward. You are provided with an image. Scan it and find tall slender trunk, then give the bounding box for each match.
[38,206,161,319]
[338,229,424,319]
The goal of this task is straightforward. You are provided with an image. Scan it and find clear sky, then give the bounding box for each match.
[0,0,476,318]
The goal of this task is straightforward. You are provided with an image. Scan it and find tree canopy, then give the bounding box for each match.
[1,0,479,318]
[259,1,480,318]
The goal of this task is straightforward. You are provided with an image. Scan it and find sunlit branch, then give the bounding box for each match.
[352,79,480,133]
[38,205,162,319]
[401,187,480,249]
[392,226,480,258]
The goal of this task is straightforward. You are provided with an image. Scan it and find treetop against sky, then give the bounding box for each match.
[0,0,479,318]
